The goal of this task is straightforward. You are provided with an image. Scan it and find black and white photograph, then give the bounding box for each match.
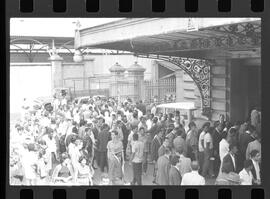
[9,18,261,186]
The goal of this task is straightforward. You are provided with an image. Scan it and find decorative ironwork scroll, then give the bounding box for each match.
[136,54,212,119]
[143,22,261,54]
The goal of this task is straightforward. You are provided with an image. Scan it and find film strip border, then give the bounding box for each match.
[17,187,265,199]
[17,0,264,13]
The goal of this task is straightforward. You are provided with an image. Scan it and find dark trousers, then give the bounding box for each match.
[132,162,142,185]
[142,152,148,173]
[97,151,108,172]
[213,152,221,176]
[202,149,214,177]
[198,151,204,174]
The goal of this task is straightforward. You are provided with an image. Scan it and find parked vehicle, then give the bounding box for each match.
[156,102,197,129]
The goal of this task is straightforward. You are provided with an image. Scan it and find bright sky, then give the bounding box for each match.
[10,18,123,37]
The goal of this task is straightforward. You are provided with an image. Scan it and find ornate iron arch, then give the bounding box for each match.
[136,53,212,119]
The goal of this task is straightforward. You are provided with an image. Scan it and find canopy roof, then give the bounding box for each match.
[75,18,261,59]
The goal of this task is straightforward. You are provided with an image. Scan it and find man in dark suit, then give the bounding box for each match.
[222,144,238,173]
[249,149,261,185]
[212,123,224,176]
[151,129,164,184]
[238,125,256,170]
[169,155,182,185]
[157,147,172,185]
[96,123,111,172]
[158,137,170,157]
[148,117,159,139]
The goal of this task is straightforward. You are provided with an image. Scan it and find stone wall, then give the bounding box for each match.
[210,59,229,121]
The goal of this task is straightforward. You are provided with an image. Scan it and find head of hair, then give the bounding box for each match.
[213,120,220,127]
[101,123,110,131]
[72,126,78,134]
[188,121,196,129]
[250,149,259,158]
[27,143,36,151]
[100,118,105,124]
[170,155,180,166]
[139,127,145,132]
[229,143,237,151]
[202,122,211,130]
[70,135,77,143]
[153,117,158,123]
[175,128,183,136]
[168,113,174,119]
[176,147,184,155]
[38,149,46,158]
[164,147,171,155]
[191,161,199,171]
[133,112,138,118]
[133,133,139,141]
[60,152,70,163]
[111,130,119,136]
[228,127,237,136]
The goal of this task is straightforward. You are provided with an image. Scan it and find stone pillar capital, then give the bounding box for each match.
[48,54,63,61]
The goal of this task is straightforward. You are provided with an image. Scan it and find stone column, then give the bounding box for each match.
[83,55,95,90]
[49,54,63,94]
[109,62,126,99]
[211,59,228,121]
[175,70,185,102]
[127,62,146,102]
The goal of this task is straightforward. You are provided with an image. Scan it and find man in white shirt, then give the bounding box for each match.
[202,128,214,178]
[130,133,144,185]
[219,136,230,170]
[181,161,205,185]
[146,114,154,130]
[198,122,210,174]
[239,159,254,185]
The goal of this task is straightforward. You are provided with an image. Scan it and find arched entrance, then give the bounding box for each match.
[137,54,212,119]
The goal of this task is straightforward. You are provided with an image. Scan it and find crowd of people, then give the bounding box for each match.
[10,94,261,186]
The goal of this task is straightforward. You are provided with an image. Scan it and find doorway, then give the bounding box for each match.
[230,59,261,122]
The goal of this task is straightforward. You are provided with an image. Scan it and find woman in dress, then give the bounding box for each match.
[75,156,94,185]
[51,153,74,185]
[107,131,124,184]
[69,139,83,175]
[22,143,38,185]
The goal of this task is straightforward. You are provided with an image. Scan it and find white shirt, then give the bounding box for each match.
[252,159,260,181]
[239,169,253,185]
[219,138,229,162]
[203,132,213,149]
[181,171,205,185]
[128,131,135,146]
[230,153,236,170]
[198,131,206,152]
[131,141,144,163]
[146,119,153,130]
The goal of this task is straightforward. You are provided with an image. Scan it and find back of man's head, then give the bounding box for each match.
[191,161,199,171]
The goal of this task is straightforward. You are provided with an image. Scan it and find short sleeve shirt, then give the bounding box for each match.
[203,132,213,149]
[131,141,144,163]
